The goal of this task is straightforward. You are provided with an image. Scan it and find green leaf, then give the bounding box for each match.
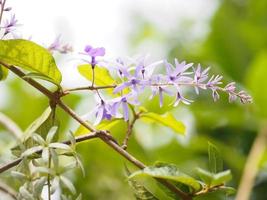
[74,119,120,136]
[0,39,62,84]
[78,64,114,86]
[196,168,232,187]
[218,186,236,195]
[193,190,227,200]
[129,163,201,192]
[140,112,185,135]
[211,170,232,187]
[0,65,8,80]
[208,142,223,173]
[125,166,159,200]
[60,175,76,194]
[195,168,213,186]
[24,107,59,139]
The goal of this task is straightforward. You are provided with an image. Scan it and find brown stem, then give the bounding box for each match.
[64,85,116,94]
[0,0,6,26]
[122,110,139,150]
[236,123,267,200]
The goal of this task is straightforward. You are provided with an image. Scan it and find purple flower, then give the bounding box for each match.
[193,64,210,94]
[84,45,105,57]
[134,55,163,79]
[164,59,193,84]
[237,91,252,104]
[173,92,193,106]
[224,82,237,102]
[81,45,105,67]
[109,93,140,121]
[113,67,149,94]
[2,14,19,36]
[212,89,220,102]
[207,75,223,88]
[110,57,132,78]
[48,36,73,54]
[94,100,112,125]
[150,86,173,107]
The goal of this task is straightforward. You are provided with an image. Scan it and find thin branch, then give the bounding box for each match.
[236,123,267,200]
[0,63,192,200]
[63,85,116,93]
[0,0,6,26]
[122,108,140,150]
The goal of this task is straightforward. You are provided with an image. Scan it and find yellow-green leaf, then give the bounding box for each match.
[0,65,8,80]
[74,119,120,136]
[129,163,202,192]
[140,112,185,135]
[78,64,114,86]
[196,168,232,187]
[0,39,62,84]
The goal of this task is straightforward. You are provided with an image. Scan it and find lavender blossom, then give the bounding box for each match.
[173,91,193,106]
[193,64,210,94]
[2,14,19,36]
[48,35,73,54]
[224,82,237,102]
[110,94,139,121]
[81,45,105,67]
[150,86,173,107]
[134,55,163,79]
[94,100,112,125]
[110,57,132,78]
[79,54,252,124]
[164,59,193,84]
[113,67,149,94]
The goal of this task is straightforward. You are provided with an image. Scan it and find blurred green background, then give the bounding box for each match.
[1,0,267,199]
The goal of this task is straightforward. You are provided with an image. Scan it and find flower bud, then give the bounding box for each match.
[4,7,12,11]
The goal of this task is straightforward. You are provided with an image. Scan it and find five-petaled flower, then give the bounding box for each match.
[82,45,105,67]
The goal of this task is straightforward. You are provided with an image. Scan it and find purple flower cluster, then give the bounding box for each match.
[80,46,252,124]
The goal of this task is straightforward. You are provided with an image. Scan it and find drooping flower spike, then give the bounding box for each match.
[78,46,252,125]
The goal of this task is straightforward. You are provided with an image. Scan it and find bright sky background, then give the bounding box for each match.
[9,0,218,57]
